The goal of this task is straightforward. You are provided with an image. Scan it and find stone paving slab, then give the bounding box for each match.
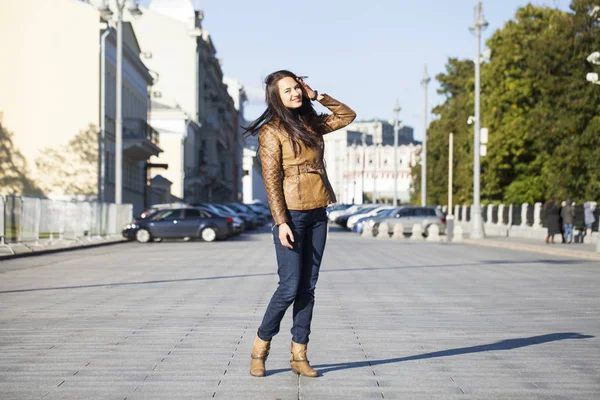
[0,226,598,399]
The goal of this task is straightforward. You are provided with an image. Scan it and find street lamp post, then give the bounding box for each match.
[393,100,401,206]
[361,132,366,204]
[373,137,378,204]
[421,65,430,207]
[98,0,142,205]
[469,1,488,239]
[115,4,124,204]
[586,11,600,252]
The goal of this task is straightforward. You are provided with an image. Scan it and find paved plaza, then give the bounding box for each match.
[0,226,599,399]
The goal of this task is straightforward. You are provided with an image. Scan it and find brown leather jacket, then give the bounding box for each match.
[259,94,356,226]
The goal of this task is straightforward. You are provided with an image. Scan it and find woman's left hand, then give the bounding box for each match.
[297,77,317,100]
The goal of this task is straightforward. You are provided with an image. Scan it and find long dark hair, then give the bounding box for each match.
[243,70,325,155]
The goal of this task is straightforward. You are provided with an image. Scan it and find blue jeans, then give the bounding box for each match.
[257,208,328,344]
[563,224,574,242]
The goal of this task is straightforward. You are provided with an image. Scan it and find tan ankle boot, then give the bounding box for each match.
[290,341,318,377]
[250,335,271,377]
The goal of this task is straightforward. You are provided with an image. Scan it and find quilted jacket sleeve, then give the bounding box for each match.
[259,125,288,226]
[318,94,357,134]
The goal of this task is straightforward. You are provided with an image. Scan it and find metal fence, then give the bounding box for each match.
[1,195,132,249]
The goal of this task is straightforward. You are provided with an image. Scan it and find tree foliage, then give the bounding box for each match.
[412,0,600,205]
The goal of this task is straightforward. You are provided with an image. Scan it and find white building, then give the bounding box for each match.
[242,147,268,205]
[347,120,416,146]
[132,0,239,203]
[147,101,200,200]
[323,128,420,204]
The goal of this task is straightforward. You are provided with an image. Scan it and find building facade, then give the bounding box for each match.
[323,127,420,205]
[347,120,416,146]
[223,77,248,202]
[132,0,239,203]
[0,0,161,215]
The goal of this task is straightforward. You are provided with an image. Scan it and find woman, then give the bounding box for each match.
[544,199,560,244]
[584,202,596,239]
[244,70,356,377]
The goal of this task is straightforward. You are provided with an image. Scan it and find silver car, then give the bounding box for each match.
[372,206,446,237]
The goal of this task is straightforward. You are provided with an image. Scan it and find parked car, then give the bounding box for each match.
[335,205,379,229]
[227,203,267,226]
[122,207,233,243]
[372,206,446,238]
[347,205,397,230]
[326,204,352,220]
[135,202,189,221]
[352,207,401,233]
[195,204,245,234]
[245,203,271,221]
[199,203,259,230]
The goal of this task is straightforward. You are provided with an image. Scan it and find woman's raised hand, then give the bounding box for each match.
[296,77,316,100]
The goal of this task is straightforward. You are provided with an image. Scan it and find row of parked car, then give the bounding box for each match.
[122,202,272,243]
[327,203,447,237]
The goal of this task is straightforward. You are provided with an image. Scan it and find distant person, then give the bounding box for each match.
[584,202,596,239]
[544,199,560,244]
[244,70,356,377]
[559,200,566,243]
[561,199,575,244]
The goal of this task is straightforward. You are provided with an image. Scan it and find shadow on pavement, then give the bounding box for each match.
[267,332,594,376]
[0,259,589,294]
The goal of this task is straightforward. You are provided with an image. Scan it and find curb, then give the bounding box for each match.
[463,239,600,262]
[0,238,130,261]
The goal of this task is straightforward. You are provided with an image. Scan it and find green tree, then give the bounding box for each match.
[482,2,600,204]
[411,58,475,205]
[413,0,600,205]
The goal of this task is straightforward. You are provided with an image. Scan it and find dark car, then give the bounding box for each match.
[134,202,189,221]
[195,204,245,234]
[227,203,267,226]
[212,203,259,229]
[123,208,233,243]
[245,203,271,221]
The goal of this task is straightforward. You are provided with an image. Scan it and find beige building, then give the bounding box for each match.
[0,0,162,215]
[132,0,240,203]
[323,128,420,204]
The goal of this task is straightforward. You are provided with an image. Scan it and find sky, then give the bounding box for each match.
[141,0,571,141]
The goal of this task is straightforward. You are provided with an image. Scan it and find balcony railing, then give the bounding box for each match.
[123,118,160,145]
[104,117,159,146]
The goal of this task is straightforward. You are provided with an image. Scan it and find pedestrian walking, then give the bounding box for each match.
[243,70,356,377]
[544,199,560,244]
[584,201,596,239]
[561,199,575,244]
[559,200,566,243]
